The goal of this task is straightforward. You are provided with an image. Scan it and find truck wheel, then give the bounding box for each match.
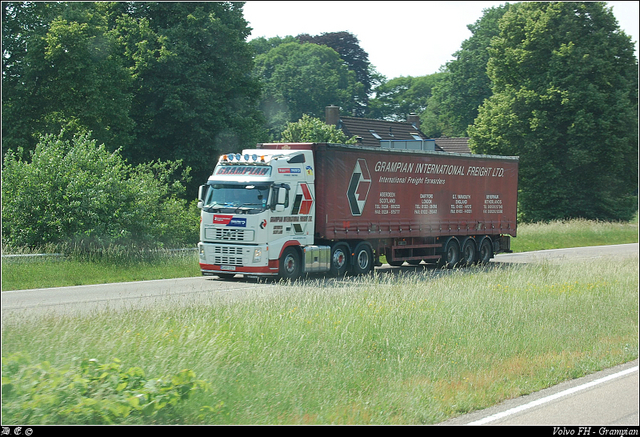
[461,238,477,266]
[279,247,301,281]
[330,243,349,277]
[478,238,493,264]
[437,238,460,269]
[352,242,373,275]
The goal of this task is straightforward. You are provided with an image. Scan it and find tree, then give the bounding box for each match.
[469,2,638,222]
[249,35,298,56]
[2,2,135,158]
[253,41,363,139]
[119,2,266,197]
[421,4,513,137]
[366,73,445,122]
[279,114,357,144]
[297,31,373,116]
[2,2,266,199]
[2,131,197,250]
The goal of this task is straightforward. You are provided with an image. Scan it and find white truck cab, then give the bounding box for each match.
[197,148,317,278]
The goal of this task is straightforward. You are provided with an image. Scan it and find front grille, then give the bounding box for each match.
[213,245,244,266]
[206,228,254,242]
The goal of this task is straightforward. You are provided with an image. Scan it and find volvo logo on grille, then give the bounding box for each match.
[347,158,371,216]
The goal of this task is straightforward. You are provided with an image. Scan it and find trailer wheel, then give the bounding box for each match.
[461,238,477,266]
[478,238,493,265]
[330,243,350,277]
[279,247,301,281]
[437,238,460,269]
[352,242,373,275]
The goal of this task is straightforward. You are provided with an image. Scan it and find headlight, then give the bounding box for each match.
[253,248,262,263]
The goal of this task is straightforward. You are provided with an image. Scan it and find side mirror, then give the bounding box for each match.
[272,186,288,212]
[198,185,207,202]
[197,200,204,209]
[277,187,287,205]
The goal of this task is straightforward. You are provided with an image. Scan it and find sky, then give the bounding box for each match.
[242,1,640,80]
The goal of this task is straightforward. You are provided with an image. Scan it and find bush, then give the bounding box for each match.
[1,353,210,424]
[2,131,199,250]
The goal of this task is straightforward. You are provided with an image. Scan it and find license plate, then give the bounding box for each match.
[221,265,236,271]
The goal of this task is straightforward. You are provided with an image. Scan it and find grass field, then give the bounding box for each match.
[2,256,637,424]
[1,218,638,424]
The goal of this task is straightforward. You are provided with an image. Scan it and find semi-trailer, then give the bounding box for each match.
[197,142,518,280]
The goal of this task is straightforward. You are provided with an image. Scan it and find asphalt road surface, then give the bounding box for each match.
[2,243,638,426]
[441,359,638,426]
[3,243,637,319]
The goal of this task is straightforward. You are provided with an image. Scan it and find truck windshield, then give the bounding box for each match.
[202,183,271,214]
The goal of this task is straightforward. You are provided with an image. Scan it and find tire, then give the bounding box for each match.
[330,242,350,277]
[279,246,301,280]
[437,238,460,269]
[461,238,477,267]
[351,242,373,275]
[478,237,493,264]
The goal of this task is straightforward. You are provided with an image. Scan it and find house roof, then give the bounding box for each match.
[325,106,472,154]
[338,116,442,150]
[434,137,472,154]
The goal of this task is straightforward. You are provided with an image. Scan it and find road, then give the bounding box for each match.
[441,360,638,426]
[2,243,638,426]
[3,243,637,319]
[493,243,639,264]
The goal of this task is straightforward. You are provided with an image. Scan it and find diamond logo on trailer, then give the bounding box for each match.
[347,158,371,216]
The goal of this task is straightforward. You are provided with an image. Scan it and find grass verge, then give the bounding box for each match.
[2,219,637,291]
[511,219,638,253]
[2,250,200,291]
[2,256,637,424]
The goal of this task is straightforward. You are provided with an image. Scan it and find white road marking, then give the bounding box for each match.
[468,366,639,425]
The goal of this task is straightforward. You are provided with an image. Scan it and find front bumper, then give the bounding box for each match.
[198,242,279,276]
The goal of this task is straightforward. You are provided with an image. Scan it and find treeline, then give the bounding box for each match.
[2,2,263,199]
[2,2,638,250]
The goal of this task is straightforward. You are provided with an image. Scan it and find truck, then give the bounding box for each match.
[197,142,518,280]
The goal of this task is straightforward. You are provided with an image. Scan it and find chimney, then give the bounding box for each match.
[325,105,340,126]
[407,113,420,129]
